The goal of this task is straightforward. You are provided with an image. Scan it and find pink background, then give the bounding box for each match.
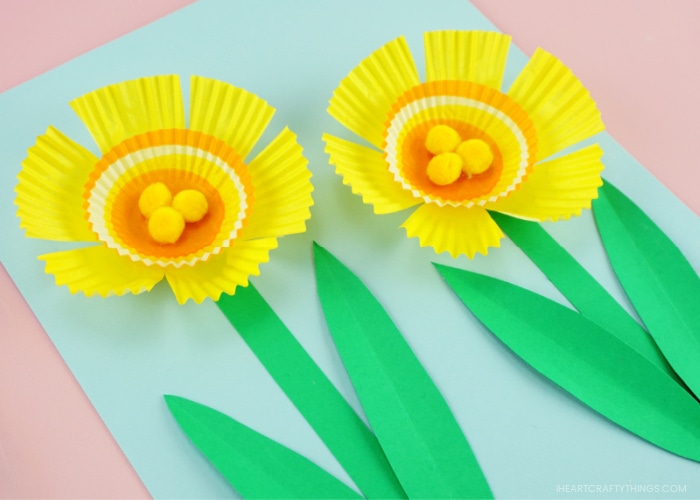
[1,0,698,497]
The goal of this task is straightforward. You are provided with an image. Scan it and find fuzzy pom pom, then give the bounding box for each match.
[148,206,185,244]
[425,125,461,155]
[426,152,463,186]
[138,182,172,218]
[172,189,209,223]
[456,139,494,177]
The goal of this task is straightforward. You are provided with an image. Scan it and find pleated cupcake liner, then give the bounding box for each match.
[84,129,253,268]
[189,75,276,161]
[423,31,511,88]
[382,80,538,208]
[70,75,186,155]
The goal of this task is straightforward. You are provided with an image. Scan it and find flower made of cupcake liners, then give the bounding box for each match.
[323,31,605,258]
[15,75,313,304]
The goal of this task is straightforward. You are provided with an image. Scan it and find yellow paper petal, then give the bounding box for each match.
[401,203,503,258]
[323,133,420,214]
[189,76,275,159]
[508,48,604,160]
[489,143,604,221]
[242,127,313,239]
[70,75,185,153]
[165,238,278,304]
[424,31,511,89]
[328,36,420,148]
[16,126,98,242]
[39,246,164,297]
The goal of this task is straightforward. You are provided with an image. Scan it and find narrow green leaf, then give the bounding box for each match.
[491,211,679,383]
[217,285,406,499]
[436,264,700,462]
[314,243,492,499]
[593,181,700,397]
[164,395,362,499]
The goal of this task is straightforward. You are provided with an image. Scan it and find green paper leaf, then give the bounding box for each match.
[164,395,362,499]
[314,243,492,499]
[491,211,679,383]
[593,182,700,397]
[436,264,700,462]
[217,285,406,499]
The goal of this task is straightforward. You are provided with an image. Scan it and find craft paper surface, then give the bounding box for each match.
[1,0,700,497]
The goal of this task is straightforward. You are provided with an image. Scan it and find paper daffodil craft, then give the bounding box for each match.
[16,75,313,303]
[324,31,605,258]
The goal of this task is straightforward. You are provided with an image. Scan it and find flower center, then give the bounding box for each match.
[85,129,252,268]
[383,80,538,208]
[424,125,494,186]
[138,181,210,244]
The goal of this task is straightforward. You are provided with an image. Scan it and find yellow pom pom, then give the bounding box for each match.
[148,206,185,244]
[456,139,494,177]
[172,189,209,223]
[425,125,461,155]
[426,152,463,186]
[139,182,172,218]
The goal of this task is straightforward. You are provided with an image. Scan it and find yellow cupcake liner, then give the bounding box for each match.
[424,31,511,89]
[328,36,420,148]
[401,203,504,259]
[70,75,186,154]
[323,133,420,215]
[189,76,275,160]
[165,237,279,304]
[241,127,314,240]
[16,126,99,242]
[489,143,605,221]
[39,245,164,298]
[507,48,604,160]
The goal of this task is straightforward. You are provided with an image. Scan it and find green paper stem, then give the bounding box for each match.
[593,181,700,398]
[314,243,492,499]
[164,396,362,499]
[217,285,406,499]
[436,264,700,462]
[491,211,679,384]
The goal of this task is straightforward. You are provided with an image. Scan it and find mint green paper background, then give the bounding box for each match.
[1,1,699,497]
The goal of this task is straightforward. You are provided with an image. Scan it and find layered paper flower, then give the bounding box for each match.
[323,31,605,257]
[16,75,313,303]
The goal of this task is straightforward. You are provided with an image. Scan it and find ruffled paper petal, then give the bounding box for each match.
[507,49,604,160]
[39,246,164,297]
[70,75,185,153]
[324,133,420,214]
[401,203,503,258]
[189,76,275,160]
[16,127,98,242]
[242,127,313,240]
[424,30,511,90]
[489,144,604,221]
[328,36,420,148]
[165,238,278,304]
